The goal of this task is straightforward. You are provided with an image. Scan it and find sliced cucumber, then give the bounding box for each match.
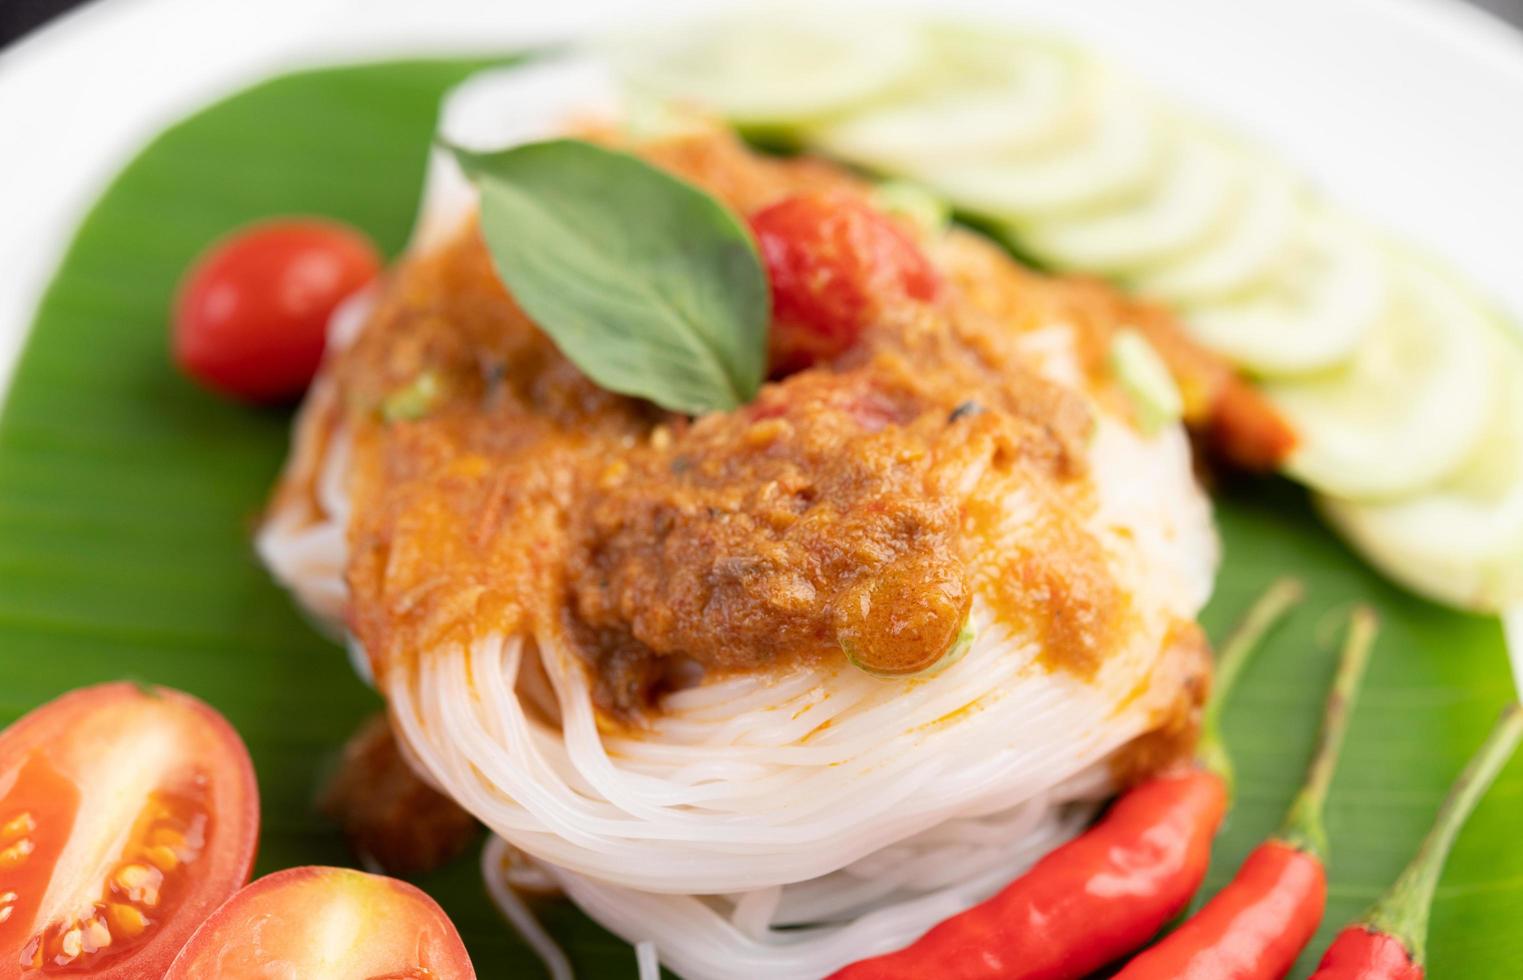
[1015,124,1240,273]
[914,72,1168,219]
[1181,208,1389,376]
[813,28,1089,170]
[1319,341,1523,611]
[1266,257,1502,500]
[1127,156,1300,303]
[603,7,922,126]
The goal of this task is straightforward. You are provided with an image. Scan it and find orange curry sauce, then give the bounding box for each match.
[284,129,1286,727]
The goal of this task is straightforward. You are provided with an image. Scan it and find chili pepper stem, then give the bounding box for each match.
[1361,702,1523,967]
[1196,578,1305,791]
[1276,606,1378,861]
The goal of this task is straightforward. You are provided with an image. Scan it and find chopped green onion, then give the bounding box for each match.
[1109,329,1183,436]
[870,180,950,237]
[380,370,442,422]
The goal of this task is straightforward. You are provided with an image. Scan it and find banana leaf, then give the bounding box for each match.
[0,58,1516,978]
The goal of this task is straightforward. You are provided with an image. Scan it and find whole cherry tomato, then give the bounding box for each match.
[749,192,939,375]
[172,219,381,403]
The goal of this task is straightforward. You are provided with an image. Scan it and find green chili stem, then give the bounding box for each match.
[1277,606,1378,861]
[1196,578,1305,791]
[1363,703,1523,966]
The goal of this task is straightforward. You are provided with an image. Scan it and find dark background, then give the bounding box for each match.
[1,0,84,46]
[3,0,1522,49]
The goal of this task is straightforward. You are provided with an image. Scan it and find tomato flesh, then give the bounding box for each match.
[0,757,80,963]
[164,866,475,980]
[173,218,382,404]
[749,191,939,375]
[0,684,258,979]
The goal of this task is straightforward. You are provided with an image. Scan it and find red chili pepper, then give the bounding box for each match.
[1309,702,1523,980]
[1311,929,1424,980]
[1115,606,1379,980]
[828,578,1305,980]
[831,769,1225,980]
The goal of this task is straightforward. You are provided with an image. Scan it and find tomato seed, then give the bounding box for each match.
[149,827,184,849]
[106,903,147,938]
[145,845,180,872]
[0,838,34,870]
[0,812,35,840]
[111,862,162,907]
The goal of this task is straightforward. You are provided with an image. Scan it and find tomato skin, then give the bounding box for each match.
[0,683,258,980]
[749,192,939,375]
[172,219,381,403]
[165,866,476,980]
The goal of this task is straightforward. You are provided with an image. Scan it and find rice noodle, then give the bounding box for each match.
[482,836,574,980]
[254,287,367,630]
[636,940,661,980]
[473,769,1103,978]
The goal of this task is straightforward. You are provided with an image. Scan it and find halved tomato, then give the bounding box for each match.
[164,866,475,979]
[0,683,258,978]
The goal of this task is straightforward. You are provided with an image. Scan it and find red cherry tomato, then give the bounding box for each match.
[0,683,259,979]
[164,866,476,980]
[172,219,381,403]
[749,191,939,375]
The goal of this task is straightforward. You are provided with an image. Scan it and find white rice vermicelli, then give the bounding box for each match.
[486,775,1098,979]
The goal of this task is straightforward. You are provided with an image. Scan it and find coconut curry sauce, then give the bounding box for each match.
[327,128,1273,715]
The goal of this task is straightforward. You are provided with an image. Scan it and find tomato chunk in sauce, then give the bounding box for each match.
[751,191,940,375]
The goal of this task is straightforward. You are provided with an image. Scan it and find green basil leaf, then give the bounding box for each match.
[451,139,768,414]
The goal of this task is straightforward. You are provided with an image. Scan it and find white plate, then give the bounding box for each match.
[1,0,1520,670]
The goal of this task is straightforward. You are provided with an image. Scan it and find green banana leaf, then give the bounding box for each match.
[0,58,1516,978]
